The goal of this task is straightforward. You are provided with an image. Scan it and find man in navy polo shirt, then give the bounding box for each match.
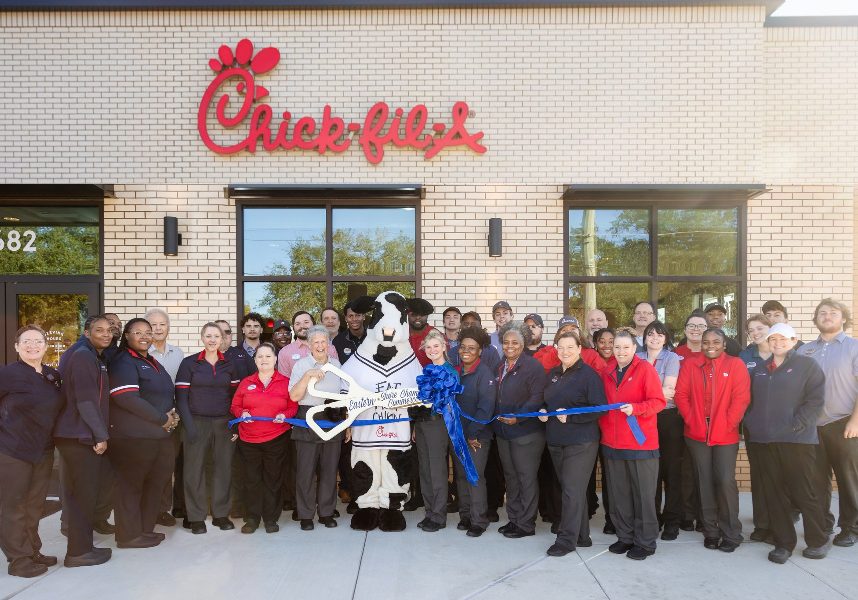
[333,301,366,364]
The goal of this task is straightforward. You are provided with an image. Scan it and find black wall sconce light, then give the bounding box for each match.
[488,218,502,257]
[164,216,182,256]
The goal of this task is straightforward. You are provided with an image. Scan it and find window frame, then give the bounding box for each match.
[564,197,747,334]
[236,197,421,324]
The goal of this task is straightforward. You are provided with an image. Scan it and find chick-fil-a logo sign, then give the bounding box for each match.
[198,39,487,164]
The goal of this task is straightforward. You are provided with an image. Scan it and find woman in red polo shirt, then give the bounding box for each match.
[231,343,298,534]
[674,328,750,553]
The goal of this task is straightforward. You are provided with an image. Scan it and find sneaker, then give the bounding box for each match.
[718,539,740,553]
[64,548,112,568]
[156,512,176,527]
[609,541,634,554]
[8,557,48,578]
[626,546,655,560]
[661,525,679,541]
[802,537,833,559]
[768,547,791,564]
[547,543,574,557]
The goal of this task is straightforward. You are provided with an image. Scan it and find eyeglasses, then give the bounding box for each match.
[686,324,707,330]
[459,345,480,353]
[128,330,152,336]
[18,339,46,346]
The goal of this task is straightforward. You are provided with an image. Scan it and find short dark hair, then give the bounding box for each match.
[443,306,462,317]
[85,314,110,332]
[642,320,674,350]
[761,300,788,319]
[241,312,265,327]
[458,325,490,349]
[685,311,707,327]
[292,310,315,325]
[15,325,47,344]
[633,301,656,313]
[813,298,852,330]
[461,311,482,324]
[321,306,340,319]
[554,330,581,346]
[702,327,727,344]
[592,327,615,346]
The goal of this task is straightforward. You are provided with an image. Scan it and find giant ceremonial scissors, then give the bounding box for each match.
[306,363,426,441]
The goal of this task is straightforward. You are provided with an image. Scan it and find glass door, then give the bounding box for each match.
[3,281,101,367]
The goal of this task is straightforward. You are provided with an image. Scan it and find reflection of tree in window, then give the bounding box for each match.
[0,226,99,275]
[17,294,88,367]
[658,209,737,276]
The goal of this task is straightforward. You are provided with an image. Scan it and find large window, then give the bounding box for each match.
[241,204,417,319]
[567,204,743,337]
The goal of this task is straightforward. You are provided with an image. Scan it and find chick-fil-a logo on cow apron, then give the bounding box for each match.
[197,39,487,164]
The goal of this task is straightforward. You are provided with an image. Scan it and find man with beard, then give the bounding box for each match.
[524,313,546,356]
[407,299,441,367]
[276,311,339,516]
[225,313,263,380]
[797,298,858,547]
[272,319,292,353]
[333,302,366,365]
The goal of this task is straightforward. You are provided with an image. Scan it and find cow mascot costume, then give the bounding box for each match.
[344,291,425,531]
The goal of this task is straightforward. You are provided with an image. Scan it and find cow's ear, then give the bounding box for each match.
[351,296,376,314]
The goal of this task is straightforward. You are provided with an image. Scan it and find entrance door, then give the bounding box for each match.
[2,281,101,366]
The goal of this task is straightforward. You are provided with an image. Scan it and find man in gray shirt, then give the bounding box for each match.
[797,298,858,547]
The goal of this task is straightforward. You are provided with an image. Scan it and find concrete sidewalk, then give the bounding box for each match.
[1,493,856,600]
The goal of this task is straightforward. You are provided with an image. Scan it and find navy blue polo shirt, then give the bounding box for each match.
[175,351,239,418]
[543,360,606,446]
[108,349,175,439]
[225,345,257,380]
[0,361,64,463]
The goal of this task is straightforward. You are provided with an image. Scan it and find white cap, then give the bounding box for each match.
[767,323,796,340]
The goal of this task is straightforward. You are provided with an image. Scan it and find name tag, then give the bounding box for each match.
[344,348,352,355]
[746,361,756,368]
[247,384,257,390]
[292,354,301,360]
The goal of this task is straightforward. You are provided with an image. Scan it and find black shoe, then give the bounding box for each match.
[704,537,720,550]
[156,512,176,527]
[8,557,48,578]
[503,525,534,539]
[626,545,655,560]
[332,509,341,518]
[802,537,832,559]
[282,502,295,512]
[466,526,485,538]
[190,521,207,534]
[182,518,192,530]
[834,530,858,547]
[30,552,58,566]
[417,517,430,530]
[172,508,186,519]
[64,548,112,568]
[117,535,161,549]
[550,522,559,535]
[457,519,471,531]
[749,528,771,542]
[241,520,259,534]
[403,498,423,512]
[300,519,315,531]
[719,539,740,553]
[498,522,515,535]
[547,543,574,557]
[661,525,679,541]
[577,536,593,547]
[486,510,500,523]
[422,521,446,533]
[347,501,359,515]
[92,520,115,535]
[265,522,280,534]
[695,521,705,533]
[609,541,634,554]
[603,521,616,535]
[679,519,695,532]
[291,510,300,522]
[768,547,791,564]
[447,501,459,514]
[143,532,166,541]
[212,517,234,531]
[319,516,338,528]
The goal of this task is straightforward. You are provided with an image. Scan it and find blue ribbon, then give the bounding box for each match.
[416,365,478,486]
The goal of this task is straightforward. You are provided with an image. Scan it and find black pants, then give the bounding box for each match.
[681,444,701,523]
[549,442,599,550]
[605,456,659,551]
[239,432,289,524]
[60,450,113,528]
[485,438,505,511]
[109,437,174,543]
[0,452,52,562]
[415,419,451,524]
[816,417,858,534]
[686,439,742,544]
[497,431,545,534]
[183,416,235,522]
[746,440,770,531]
[656,409,685,527]
[586,449,611,521]
[455,439,491,530]
[295,437,341,520]
[56,439,107,557]
[757,442,829,551]
[280,432,297,510]
[160,429,182,514]
[537,446,562,524]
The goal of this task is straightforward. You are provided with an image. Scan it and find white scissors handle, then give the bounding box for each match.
[306,363,372,441]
